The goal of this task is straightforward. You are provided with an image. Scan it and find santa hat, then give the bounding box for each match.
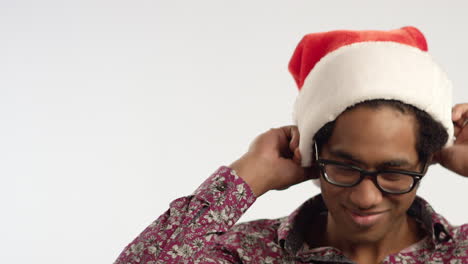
[289,26,454,167]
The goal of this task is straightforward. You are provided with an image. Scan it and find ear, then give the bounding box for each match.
[305,164,321,180]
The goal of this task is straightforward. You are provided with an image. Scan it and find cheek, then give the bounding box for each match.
[320,178,345,210]
[320,177,417,215]
[389,191,417,214]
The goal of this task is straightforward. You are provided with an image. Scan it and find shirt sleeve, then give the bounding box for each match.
[113,165,257,264]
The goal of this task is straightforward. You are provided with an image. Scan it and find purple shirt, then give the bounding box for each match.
[114,166,468,263]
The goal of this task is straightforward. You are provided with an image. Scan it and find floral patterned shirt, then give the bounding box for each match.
[114,166,468,264]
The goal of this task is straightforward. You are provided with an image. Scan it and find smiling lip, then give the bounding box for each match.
[346,209,387,227]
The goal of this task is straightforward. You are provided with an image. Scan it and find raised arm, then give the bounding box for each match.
[114,166,256,263]
[114,125,316,263]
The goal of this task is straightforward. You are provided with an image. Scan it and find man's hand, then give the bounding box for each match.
[433,103,468,176]
[229,125,319,197]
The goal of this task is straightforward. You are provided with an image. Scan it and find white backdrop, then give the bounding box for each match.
[1,1,467,263]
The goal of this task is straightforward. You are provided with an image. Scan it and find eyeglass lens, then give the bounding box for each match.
[323,164,414,192]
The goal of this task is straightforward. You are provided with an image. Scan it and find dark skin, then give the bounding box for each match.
[314,106,423,263]
[230,103,468,264]
[433,103,468,173]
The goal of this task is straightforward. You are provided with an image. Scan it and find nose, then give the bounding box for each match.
[348,177,383,210]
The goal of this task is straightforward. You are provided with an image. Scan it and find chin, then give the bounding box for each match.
[334,213,393,243]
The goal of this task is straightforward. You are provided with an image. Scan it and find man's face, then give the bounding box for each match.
[319,105,421,243]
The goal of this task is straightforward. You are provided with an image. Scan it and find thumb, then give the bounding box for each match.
[292,147,302,165]
[274,156,309,189]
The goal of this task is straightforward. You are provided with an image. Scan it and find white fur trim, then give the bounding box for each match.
[293,41,454,167]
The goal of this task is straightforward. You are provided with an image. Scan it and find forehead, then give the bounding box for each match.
[326,105,419,163]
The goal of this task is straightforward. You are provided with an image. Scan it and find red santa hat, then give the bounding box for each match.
[289,26,454,167]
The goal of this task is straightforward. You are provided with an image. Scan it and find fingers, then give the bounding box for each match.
[452,103,468,127]
[288,126,300,151]
[274,125,300,151]
[272,125,304,167]
[283,126,302,165]
[274,126,298,144]
[454,126,461,137]
[293,147,302,165]
[437,145,468,177]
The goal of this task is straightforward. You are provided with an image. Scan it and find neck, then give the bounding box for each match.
[325,213,424,264]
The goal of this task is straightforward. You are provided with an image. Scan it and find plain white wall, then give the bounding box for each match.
[1,0,467,263]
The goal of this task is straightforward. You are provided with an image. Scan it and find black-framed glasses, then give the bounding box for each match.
[313,142,427,194]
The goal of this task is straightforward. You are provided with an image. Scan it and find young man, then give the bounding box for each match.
[114,27,468,264]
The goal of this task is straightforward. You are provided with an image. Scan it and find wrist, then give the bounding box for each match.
[229,155,271,197]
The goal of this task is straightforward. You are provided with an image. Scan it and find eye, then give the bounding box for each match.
[338,166,355,172]
[329,164,358,176]
[380,173,403,181]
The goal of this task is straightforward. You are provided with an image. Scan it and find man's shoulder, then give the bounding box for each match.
[431,223,468,261]
[450,223,468,244]
[415,197,468,248]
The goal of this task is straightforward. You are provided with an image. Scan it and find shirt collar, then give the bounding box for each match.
[278,194,454,257]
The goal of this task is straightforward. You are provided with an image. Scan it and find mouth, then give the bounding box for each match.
[345,208,387,227]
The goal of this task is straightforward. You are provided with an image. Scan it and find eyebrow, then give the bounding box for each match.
[329,149,412,169]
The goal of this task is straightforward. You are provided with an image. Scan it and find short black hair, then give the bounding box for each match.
[314,99,448,164]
